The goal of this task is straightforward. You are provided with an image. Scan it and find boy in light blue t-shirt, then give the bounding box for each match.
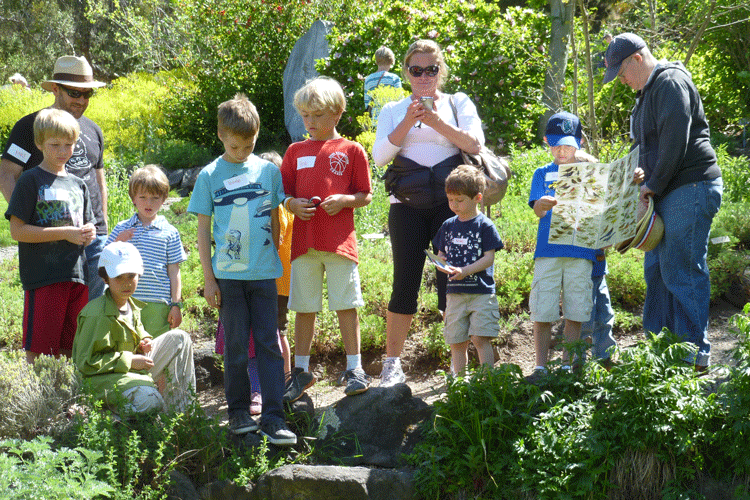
[188,93,295,446]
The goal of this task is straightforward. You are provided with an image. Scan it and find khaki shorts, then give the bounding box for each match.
[443,293,500,344]
[530,257,593,323]
[288,249,364,312]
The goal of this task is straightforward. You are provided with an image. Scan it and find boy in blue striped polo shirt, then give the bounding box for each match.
[107,165,187,336]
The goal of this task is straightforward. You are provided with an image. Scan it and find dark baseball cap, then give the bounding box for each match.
[603,33,646,84]
[545,112,582,149]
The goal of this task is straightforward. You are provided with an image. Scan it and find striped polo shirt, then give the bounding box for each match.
[106,213,187,303]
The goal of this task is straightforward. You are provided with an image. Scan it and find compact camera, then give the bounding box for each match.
[420,96,434,110]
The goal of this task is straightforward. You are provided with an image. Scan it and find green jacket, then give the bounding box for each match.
[72,290,155,404]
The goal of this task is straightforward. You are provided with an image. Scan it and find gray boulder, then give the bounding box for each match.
[193,347,223,392]
[166,470,199,500]
[315,385,433,467]
[283,20,334,142]
[251,465,415,500]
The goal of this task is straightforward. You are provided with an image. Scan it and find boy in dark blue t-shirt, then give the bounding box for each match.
[433,165,504,375]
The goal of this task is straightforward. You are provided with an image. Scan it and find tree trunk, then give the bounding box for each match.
[539,0,576,139]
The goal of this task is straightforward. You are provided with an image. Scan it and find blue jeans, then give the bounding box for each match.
[218,278,285,424]
[642,179,722,366]
[85,235,107,300]
[581,275,616,360]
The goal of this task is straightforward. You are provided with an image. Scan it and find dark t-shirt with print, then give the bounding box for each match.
[433,212,504,294]
[4,166,94,290]
[2,110,105,234]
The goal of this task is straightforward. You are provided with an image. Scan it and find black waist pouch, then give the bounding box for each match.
[381,154,462,209]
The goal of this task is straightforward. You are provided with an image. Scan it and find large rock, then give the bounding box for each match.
[193,347,223,392]
[283,20,334,142]
[251,465,415,500]
[315,385,433,467]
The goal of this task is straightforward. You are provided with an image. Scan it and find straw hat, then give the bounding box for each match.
[615,197,664,254]
[41,56,105,91]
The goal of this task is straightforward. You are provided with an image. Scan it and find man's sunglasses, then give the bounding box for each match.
[58,85,95,99]
[408,65,440,78]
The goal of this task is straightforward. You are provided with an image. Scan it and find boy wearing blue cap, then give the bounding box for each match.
[527,112,597,380]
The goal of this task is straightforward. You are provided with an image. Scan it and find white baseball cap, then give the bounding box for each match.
[98,242,144,277]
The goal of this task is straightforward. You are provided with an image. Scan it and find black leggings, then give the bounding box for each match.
[387,202,454,315]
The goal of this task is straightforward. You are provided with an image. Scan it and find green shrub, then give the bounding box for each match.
[0,352,80,440]
[0,436,114,500]
[494,251,533,315]
[606,251,647,310]
[716,145,750,204]
[0,257,22,350]
[320,1,549,151]
[712,202,750,248]
[0,87,52,148]
[709,249,749,303]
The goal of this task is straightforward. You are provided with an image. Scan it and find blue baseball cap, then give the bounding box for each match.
[545,112,582,149]
[603,33,647,84]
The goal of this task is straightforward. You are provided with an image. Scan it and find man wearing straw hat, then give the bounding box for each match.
[602,33,723,371]
[1,55,108,301]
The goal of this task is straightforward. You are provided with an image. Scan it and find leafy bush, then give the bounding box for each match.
[164,0,360,150]
[716,144,750,204]
[0,257,23,350]
[409,333,725,500]
[319,0,549,151]
[606,251,647,310]
[0,352,80,440]
[713,202,750,249]
[494,251,533,315]
[0,86,53,148]
[0,437,114,500]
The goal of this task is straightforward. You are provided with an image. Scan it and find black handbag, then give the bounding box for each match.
[381,154,462,209]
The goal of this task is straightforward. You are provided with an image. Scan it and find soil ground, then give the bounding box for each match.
[197,297,746,423]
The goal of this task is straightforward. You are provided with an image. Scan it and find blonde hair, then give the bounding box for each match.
[217,93,260,139]
[294,76,346,114]
[402,39,449,90]
[33,108,80,147]
[445,165,485,199]
[129,165,170,199]
[374,46,395,66]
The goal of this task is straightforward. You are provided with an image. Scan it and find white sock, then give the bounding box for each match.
[295,355,310,372]
[386,356,401,367]
[346,354,362,371]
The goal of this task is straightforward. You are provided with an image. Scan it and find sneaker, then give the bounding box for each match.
[283,367,316,403]
[342,368,371,396]
[250,392,262,415]
[379,358,405,387]
[229,411,258,435]
[260,419,297,446]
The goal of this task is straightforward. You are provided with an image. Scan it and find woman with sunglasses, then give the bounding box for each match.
[372,39,484,387]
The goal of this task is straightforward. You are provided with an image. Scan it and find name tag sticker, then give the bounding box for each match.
[297,156,316,170]
[44,188,67,201]
[451,237,469,245]
[223,174,248,191]
[7,143,31,164]
[545,172,559,182]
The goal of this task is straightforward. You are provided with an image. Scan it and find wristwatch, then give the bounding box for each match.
[169,301,183,309]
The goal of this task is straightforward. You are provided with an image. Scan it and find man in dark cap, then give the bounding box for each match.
[603,33,722,371]
[1,55,108,301]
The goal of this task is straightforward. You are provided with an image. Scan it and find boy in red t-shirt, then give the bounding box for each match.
[281,77,373,401]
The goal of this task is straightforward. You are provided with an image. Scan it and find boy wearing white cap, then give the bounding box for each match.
[72,241,196,413]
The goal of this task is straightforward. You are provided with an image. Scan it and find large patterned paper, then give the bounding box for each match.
[548,146,640,249]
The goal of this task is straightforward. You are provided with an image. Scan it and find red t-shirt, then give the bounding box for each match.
[281,138,372,263]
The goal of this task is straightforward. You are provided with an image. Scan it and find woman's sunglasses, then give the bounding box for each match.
[58,85,95,99]
[408,65,440,78]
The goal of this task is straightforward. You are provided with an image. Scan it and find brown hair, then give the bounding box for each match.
[129,165,169,200]
[445,165,485,198]
[402,39,449,90]
[217,93,260,139]
[374,46,395,66]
